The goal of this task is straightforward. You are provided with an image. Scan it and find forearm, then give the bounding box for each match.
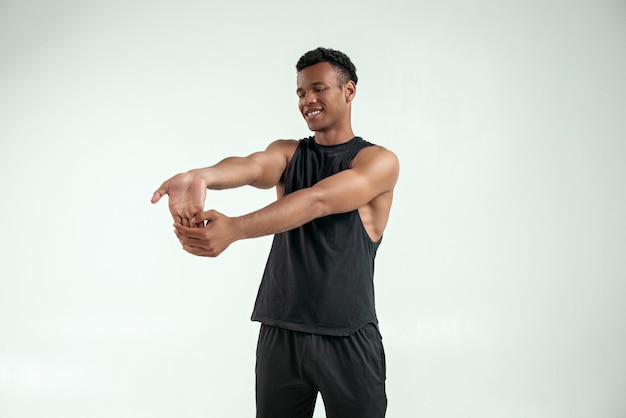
[234,188,324,239]
[175,187,324,257]
[188,157,263,190]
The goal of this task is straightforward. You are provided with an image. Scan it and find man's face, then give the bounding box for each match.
[296,62,353,132]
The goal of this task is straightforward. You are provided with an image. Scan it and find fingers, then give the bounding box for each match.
[180,241,219,258]
[172,208,196,228]
[173,223,208,239]
[192,209,219,224]
[173,223,220,257]
[180,208,202,227]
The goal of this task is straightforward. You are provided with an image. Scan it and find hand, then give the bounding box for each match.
[151,172,207,227]
[173,210,241,257]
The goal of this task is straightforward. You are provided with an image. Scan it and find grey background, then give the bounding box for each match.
[1,0,625,417]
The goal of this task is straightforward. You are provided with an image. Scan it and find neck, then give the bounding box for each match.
[313,126,355,146]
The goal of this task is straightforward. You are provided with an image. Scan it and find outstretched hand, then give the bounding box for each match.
[151,172,207,227]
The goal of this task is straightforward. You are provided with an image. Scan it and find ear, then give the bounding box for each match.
[343,80,356,103]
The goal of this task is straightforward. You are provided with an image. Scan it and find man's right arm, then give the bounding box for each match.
[193,139,294,190]
[150,139,296,226]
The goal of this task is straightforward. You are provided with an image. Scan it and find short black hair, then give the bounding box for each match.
[296,47,358,85]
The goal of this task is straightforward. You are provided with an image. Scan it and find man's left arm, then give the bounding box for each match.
[174,146,399,257]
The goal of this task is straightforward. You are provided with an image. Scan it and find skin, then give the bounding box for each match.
[151,61,399,257]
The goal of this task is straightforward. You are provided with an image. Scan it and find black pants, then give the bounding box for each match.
[256,323,387,418]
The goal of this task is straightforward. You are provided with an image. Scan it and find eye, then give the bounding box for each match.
[315,87,327,93]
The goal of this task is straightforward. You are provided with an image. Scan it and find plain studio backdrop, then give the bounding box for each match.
[1,1,625,417]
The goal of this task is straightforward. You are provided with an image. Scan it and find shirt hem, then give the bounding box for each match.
[250,315,378,337]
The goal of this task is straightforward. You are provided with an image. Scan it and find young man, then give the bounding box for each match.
[151,47,399,418]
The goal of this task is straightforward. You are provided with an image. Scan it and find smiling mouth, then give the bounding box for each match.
[305,109,322,119]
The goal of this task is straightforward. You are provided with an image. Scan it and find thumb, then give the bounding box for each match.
[151,189,164,204]
[192,209,219,224]
[151,181,169,204]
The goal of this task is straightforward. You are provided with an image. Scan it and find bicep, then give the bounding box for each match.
[246,140,297,189]
[312,147,399,215]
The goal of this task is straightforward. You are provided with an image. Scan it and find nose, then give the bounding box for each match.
[301,91,317,106]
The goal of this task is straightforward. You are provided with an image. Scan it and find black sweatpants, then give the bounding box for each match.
[255,323,387,418]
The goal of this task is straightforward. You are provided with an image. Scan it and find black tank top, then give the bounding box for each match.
[251,136,381,336]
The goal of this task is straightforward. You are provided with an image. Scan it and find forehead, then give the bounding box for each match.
[296,62,338,88]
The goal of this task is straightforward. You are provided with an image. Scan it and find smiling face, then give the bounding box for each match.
[296,62,356,134]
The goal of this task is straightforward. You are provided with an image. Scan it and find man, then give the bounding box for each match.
[151,47,399,418]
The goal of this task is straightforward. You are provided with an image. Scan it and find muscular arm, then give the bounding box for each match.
[187,140,292,191]
[176,146,399,256]
[238,146,398,237]
[151,140,294,226]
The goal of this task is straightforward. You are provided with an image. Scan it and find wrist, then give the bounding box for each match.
[186,168,210,188]
[232,215,250,241]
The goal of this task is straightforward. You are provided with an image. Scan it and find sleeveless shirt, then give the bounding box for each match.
[250,136,381,336]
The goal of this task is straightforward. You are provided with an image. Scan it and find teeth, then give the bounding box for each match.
[307,110,321,117]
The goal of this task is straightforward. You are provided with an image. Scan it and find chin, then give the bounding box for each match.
[307,120,329,131]
[306,122,321,132]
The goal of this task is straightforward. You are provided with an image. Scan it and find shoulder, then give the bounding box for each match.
[350,145,399,191]
[262,139,300,173]
[352,145,399,173]
[266,139,300,154]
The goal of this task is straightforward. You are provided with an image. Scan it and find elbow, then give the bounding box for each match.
[248,162,270,188]
[309,189,333,219]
